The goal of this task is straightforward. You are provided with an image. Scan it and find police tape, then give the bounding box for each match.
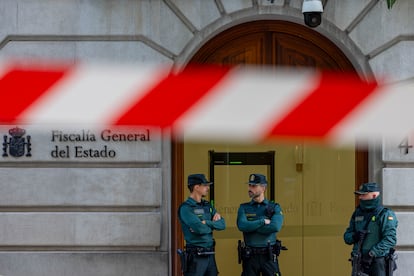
[1,61,413,144]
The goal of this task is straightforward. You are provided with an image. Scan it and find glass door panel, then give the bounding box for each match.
[183,142,354,276]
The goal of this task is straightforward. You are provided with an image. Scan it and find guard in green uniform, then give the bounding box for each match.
[344,182,398,276]
[178,174,226,276]
[237,174,284,276]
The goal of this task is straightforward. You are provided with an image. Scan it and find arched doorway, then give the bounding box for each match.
[172,20,367,276]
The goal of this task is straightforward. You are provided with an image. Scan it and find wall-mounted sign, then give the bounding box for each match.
[1,126,161,163]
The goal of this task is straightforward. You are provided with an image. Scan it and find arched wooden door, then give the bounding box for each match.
[190,20,353,69]
[172,20,367,276]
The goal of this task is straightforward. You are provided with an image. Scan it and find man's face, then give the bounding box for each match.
[248,184,265,199]
[358,191,378,200]
[195,184,210,197]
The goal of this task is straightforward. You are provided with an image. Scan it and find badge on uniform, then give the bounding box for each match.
[194,209,205,215]
[355,216,364,222]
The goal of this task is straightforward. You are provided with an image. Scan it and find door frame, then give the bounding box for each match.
[209,151,276,202]
[171,20,368,276]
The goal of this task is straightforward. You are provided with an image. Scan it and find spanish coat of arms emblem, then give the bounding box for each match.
[2,126,32,157]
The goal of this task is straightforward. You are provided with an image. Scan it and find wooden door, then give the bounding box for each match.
[190,20,353,70]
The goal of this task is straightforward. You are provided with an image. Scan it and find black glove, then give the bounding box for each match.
[353,230,368,243]
[362,253,374,270]
[265,204,275,218]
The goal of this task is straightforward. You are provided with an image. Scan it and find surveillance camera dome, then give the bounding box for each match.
[303,13,321,28]
[302,0,324,28]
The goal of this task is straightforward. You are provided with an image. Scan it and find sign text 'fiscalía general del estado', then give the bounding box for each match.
[50,129,150,159]
[1,126,160,162]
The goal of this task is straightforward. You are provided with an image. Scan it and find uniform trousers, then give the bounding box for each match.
[242,254,281,276]
[363,257,386,276]
[185,254,218,276]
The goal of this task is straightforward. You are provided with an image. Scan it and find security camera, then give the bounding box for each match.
[302,0,324,28]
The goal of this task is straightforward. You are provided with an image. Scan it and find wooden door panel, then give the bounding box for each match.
[273,33,340,69]
[197,33,266,65]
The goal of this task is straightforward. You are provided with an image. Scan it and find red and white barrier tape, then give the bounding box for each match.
[1,62,413,143]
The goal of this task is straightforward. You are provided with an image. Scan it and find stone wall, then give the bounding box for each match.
[0,0,413,275]
[0,126,168,276]
[382,139,414,276]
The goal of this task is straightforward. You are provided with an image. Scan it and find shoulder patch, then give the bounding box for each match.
[388,216,394,220]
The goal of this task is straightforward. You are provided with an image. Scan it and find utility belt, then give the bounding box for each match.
[185,245,215,256]
[237,240,287,264]
[249,246,273,255]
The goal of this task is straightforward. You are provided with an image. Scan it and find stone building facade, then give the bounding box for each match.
[0,0,413,275]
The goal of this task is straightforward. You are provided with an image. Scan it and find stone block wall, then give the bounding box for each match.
[382,138,414,276]
[0,0,413,275]
[0,126,168,276]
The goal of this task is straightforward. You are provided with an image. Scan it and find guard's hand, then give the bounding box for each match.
[212,213,221,221]
[264,219,271,225]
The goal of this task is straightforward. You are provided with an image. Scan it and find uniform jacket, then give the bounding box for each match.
[237,199,284,247]
[178,197,225,248]
[344,200,398,257]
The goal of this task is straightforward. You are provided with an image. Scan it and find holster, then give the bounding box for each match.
[274,239,288,256]
[386,248,398,276]
[237,240,243,264]
[177,249,188,273]
[237,240,252,263]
